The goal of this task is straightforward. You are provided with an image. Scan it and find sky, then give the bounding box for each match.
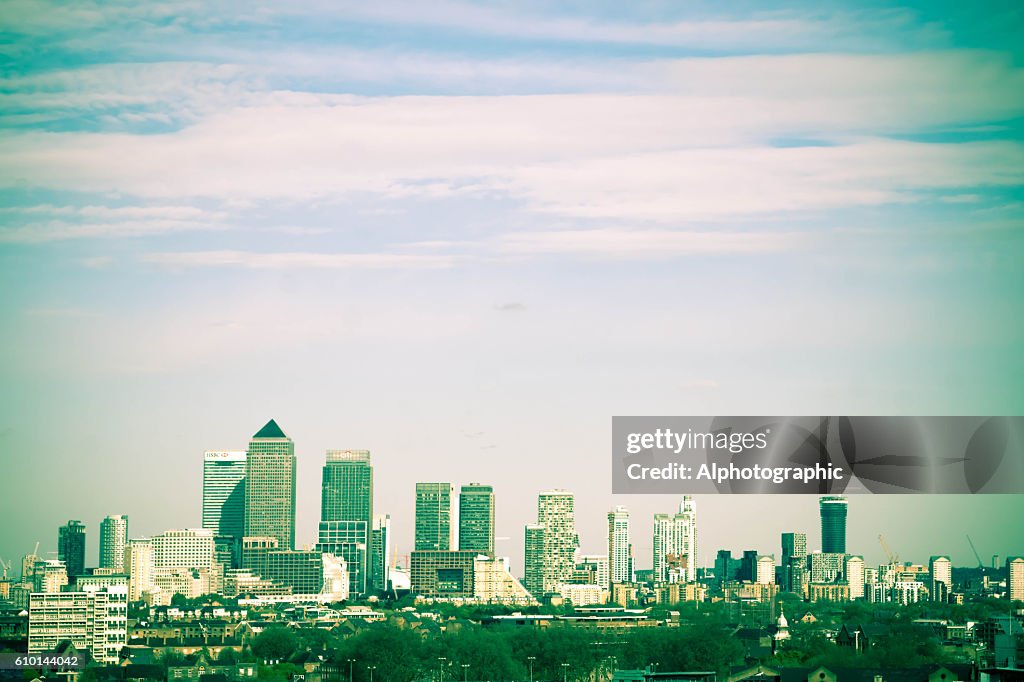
[1,1,1023,576]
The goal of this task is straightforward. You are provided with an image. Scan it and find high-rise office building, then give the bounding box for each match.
[99,515,128,571]
[523,524,545,598]
[577,554,610,590]
[459,483,495,556]
[123,539,155,602]
[370,514,391,593]
[781,532,808,594]
[607,506,632,585]
[244,419,296,550]
[316,522,366,596]
[321,449,373,595]
[58,520,86,579]
[929,556,952,602]
[652,497,697,584]
[203,451,246,539]
[532,490,579,596]
[415,483,453,551]
[819,495,848,554]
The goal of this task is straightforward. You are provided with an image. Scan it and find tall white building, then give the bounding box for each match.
[607,506,633,585]
[124,539,155,602]
[99,515,128,571]
[1009,557,1024,603]
[203,451,247,539]
[929,556,952,602]
[529,490,579,597]
[845,555,865,599]
[28,585,128,664]
[756,555,775,585]
[653,497,697,583]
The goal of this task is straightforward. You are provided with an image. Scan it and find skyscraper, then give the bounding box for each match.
[321,450,373,524]
[244,419,296,549]
[929,556,952,602]
[652,496,698,583]
[531,490,579,596]
[320,449,373,595]
[523,524,545,598]
[1009,557,1024,603]
[202,451,246,538]
[370,514,391,593]
[123,539,154,602]
[459,483,495,556]
[58,520,86,579]
[607,506,632,585]
[99,515,128,570]
[781,532,808,595]
[415,483,453,551]
[819,495,848,554]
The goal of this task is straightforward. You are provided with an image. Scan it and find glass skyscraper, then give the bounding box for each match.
[819,495,848,554]
[458,483,495,556]
[320,449,373,596]
[202,451,246,538]
[57,520,86,579]
[415,482,453,551]
[244,419,296,550]
[781,531,807,594]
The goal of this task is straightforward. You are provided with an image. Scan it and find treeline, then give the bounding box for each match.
[252,620,744,682]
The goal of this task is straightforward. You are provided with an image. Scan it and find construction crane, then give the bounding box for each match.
[966,535,984,569]
[878,534,899,565]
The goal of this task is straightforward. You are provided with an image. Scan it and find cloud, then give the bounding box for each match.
[0,204,229,243]
[493,302,527,313]
[141,250,458,270]
[3,51,1021,221]
[497,229,806,258]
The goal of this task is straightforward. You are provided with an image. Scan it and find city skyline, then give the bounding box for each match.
[2,416,1023,576]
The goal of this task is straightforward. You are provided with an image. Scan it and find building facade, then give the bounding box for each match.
[99,515,128,571]
[244,419,296,550]
[781,532,807,595]
[202,451,246,540]
[123,539,155,602]
[28,585,128,664]
[459,483,495,556]
[652,497,697,584]
[370,514,391,593]
[929,556,952,602]
[58,520,86,579]
[819,495,848,554]
[608,506,633,585]
[415,482,453,551]
[321,449,373,594]
[534,490,579,597]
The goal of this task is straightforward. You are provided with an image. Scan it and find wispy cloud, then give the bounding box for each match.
[0,205,229,243]
[497,229,805,258]
[141,250,458,270]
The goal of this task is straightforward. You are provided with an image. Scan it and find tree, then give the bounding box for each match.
[253,627,299,661]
